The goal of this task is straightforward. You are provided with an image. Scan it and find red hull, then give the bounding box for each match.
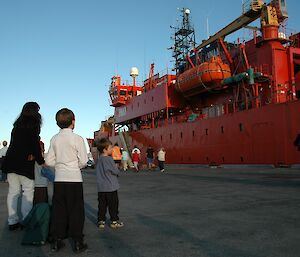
[110,100,300,165]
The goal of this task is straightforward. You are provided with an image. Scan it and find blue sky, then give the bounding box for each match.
[0,0,299,151]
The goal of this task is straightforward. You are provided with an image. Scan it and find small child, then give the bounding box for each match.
[95,138,124,229]
[132,149,140,172]
[45,108,88,253]
[157,148,166,172]
[33,140,49,205]
[121,148,129,171]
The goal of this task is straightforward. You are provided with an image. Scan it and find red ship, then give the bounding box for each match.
[91,0,300,166]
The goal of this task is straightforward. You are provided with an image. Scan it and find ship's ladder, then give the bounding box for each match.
[119,131,133,168]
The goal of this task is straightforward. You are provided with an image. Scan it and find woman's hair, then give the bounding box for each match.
[56,108,75,129]
[14,102,42,129]
[96,138,112,153]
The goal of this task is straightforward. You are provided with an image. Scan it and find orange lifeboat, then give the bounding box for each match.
[175,56,231,97]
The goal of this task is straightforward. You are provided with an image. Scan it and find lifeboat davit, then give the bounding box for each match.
[175,56,231,97]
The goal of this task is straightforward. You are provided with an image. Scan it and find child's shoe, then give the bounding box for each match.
[110,221,124,229]
[51,239,65,252]
[97,221,105,229]
[73,240,88,253]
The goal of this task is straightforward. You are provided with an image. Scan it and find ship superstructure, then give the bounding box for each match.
[92,0,300,166]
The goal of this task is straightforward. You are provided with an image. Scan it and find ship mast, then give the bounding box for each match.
[171,8,196,74]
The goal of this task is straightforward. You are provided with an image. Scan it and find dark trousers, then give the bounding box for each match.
[50,182,85,241]
[98,191,119,222]
[33,187,48,205]
[158,160,165,171]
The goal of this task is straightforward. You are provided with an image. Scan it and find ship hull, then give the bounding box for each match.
[110,100,300,165]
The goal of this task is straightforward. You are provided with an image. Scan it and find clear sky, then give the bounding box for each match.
[0,0,299,151]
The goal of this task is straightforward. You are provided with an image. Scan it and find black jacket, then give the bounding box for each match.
[2,126,45,179]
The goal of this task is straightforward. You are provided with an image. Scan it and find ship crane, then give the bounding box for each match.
[196,0,288,51]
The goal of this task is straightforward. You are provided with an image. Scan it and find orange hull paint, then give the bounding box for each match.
[110,100,300,165]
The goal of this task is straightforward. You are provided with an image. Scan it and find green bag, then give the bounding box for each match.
[21,203,50,245]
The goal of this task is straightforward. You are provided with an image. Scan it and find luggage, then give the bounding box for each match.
[21,203,50,245]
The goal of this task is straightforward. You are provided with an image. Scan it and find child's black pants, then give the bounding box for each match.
[98,191,119,222]
[50,182,85,241]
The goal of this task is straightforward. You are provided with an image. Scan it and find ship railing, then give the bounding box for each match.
[109,80,144,88]
[278,27,297,40]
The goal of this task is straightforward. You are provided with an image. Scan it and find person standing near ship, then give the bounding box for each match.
[132,149,140,172]
[46,108,88,253]
[95,138,124,229]
[157,148,166,172]
[146,145,154,170]
[121,148,129,171]
[112,143,122,168]
[2,102,45,230]
[0,140,8,182]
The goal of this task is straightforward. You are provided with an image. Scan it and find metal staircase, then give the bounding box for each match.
[119,131,133,167]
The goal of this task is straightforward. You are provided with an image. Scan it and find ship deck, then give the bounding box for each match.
[1,166,300,257]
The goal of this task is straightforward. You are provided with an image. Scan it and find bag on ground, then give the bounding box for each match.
[21,203,50,245]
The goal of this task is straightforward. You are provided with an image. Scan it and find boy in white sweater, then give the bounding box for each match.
[46,108,88,253]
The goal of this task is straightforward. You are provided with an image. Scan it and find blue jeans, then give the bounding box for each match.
[147,158,153,164]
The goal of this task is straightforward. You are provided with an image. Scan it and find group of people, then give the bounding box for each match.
[111,143,166,173]
[0,102,124,254]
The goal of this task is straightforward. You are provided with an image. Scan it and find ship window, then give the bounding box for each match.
[205,129,208,135]
[120,90,126,96]
[170,133,172,140]
[240,156,244,162]
[192,130,195,137]
[239,123,243,131]
[180,132,183,139]
[221,126,224,133]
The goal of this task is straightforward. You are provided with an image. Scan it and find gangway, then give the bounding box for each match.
[119,131,133,168]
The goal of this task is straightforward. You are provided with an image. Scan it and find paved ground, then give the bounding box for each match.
[0,166,300,257]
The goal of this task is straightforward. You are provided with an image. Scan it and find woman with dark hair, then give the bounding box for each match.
[2,102,45,230]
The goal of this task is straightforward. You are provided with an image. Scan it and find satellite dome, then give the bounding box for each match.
[130,67,139,77]
[185,9,190,15]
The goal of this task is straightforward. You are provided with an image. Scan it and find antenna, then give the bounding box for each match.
[206,17,210,39]
[169,7,196,74]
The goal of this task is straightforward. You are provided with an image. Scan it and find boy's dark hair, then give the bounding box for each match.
[96,138,112,153]
[56,108,75,129]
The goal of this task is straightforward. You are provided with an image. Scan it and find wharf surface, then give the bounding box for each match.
[0,166,300,257]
